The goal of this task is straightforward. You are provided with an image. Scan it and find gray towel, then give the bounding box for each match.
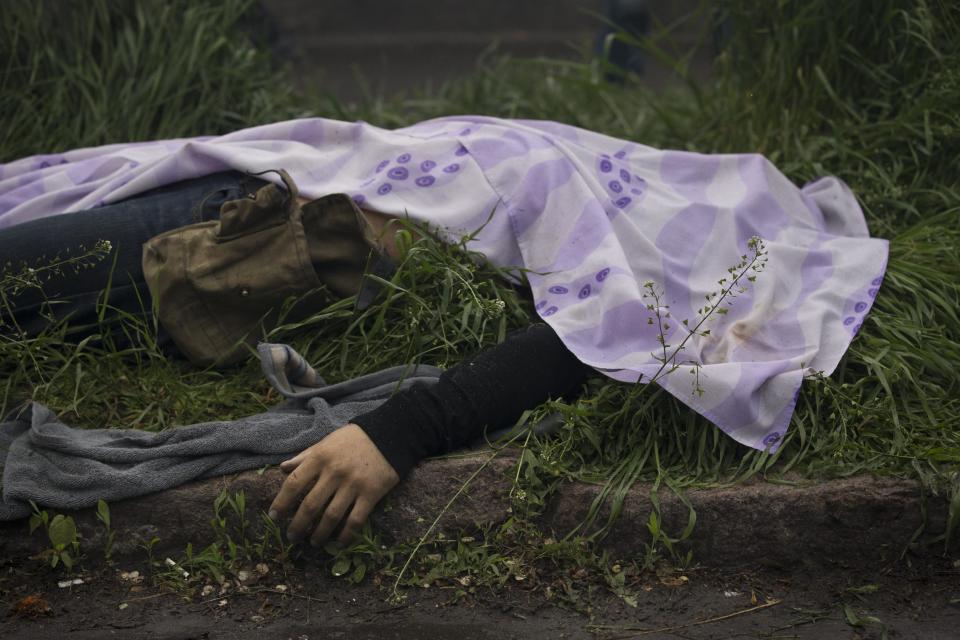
[0,343,442,521]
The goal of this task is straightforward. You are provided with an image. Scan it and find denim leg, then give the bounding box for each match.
[0,171,267,344]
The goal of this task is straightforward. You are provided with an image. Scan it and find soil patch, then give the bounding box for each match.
[3,554,958,639]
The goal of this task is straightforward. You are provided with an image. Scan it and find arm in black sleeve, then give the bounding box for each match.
[351,323,590,479]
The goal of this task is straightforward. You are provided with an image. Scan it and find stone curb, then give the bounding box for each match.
[0,454,950,569]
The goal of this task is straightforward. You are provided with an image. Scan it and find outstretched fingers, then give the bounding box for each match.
[268,425,401,547]
[286,474,337,542]
[337,496,375,545]
[279,450,308,473]
[268,458,320,522]
[309,489,356,547]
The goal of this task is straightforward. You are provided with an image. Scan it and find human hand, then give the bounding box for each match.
[268,423,399,546]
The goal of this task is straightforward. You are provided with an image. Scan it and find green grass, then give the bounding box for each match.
[2,0,958,542]
[0,0,305,159]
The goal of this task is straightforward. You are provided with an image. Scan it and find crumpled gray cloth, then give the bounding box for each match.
[0,343,443,521]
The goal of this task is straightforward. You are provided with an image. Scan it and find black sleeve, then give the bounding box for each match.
[351,323,590,479]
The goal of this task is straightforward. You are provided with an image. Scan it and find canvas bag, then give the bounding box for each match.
[142,170,390,366]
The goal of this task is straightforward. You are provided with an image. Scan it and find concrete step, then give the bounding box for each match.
[254,0,714,99]
[262,0,606,37]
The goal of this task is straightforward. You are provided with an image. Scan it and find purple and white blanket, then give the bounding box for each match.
[0,116,888,452]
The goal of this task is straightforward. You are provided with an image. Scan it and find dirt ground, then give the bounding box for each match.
[3,553,958,640]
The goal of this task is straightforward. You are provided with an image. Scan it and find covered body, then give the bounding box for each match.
[0,116,889,451]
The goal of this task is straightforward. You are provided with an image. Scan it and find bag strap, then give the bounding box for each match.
[216,169,301,241]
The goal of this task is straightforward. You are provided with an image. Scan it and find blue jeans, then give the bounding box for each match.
[0,171,267,349]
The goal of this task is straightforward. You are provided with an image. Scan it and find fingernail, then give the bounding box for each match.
[268,510,278,520]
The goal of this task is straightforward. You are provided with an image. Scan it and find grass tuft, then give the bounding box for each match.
[0,0,305,162]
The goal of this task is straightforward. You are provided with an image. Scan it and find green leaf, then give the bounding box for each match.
[97,499,110,527]
[60,550,74,570]
[350,562,367,583]
[646,512,660,537]
[48,514,77,549]
[845,584,880,594]
[843,603,863,626]
[331,557,351,577]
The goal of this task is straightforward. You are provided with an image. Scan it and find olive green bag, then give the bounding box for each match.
[142,170,390,366]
